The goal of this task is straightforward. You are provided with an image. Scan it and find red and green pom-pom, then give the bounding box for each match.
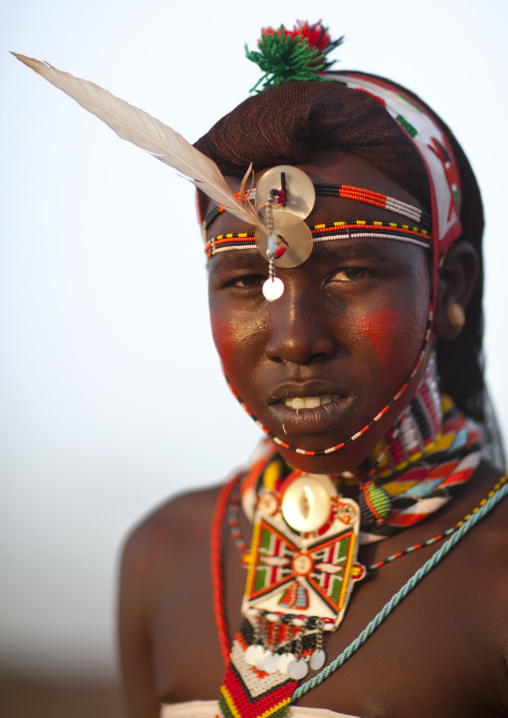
[245,20,344,93]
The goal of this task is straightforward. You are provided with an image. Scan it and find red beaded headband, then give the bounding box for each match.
[202,183,431,232]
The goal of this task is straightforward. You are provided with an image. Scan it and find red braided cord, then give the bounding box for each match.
[210,471,242,667]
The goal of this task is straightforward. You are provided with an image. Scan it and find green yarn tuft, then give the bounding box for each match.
[245,21,344,93]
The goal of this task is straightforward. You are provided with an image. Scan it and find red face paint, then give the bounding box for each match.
[209,313,238,375]
[356,307,423,369]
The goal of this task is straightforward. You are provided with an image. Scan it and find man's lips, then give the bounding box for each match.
[268,381,350,406]
[280,394,342,409]
[267,382,354,435]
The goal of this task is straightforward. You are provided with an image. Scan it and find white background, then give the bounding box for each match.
[1,0,507,680]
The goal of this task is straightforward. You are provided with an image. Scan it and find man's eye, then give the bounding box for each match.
[230,274,265,289]
[331,267,369,282]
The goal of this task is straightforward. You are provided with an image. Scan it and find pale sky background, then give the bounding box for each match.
[1,0,507,681]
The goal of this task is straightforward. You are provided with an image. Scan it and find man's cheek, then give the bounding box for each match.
[355,308,424,369]
[210,314,239,373]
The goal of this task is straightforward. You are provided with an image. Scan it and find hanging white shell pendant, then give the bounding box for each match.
[309,648,326,670]
[245,644,263,666]
[254,647,270,671]
[262,652,280,674]
[263,277,284,301]
[277,652,294,675]
[288,657,309,680]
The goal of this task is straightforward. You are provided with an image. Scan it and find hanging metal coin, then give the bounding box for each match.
[262,276,284,301]
[288,657,309,680]
[255,213,313,269]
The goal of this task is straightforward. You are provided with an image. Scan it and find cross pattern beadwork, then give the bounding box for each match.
[244,518,363,622]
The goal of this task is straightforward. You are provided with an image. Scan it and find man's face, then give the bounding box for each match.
[207,149,431,474]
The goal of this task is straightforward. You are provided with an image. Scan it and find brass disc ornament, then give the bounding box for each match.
[256,165,316,220]
[255,213,313,268]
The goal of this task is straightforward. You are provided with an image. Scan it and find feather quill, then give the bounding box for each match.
[13,53,259,228]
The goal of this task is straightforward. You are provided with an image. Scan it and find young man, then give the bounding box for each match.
[16,20,508,718]
[118,27,508,718]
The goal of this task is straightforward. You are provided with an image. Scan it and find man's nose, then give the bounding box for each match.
[264,281,339,366]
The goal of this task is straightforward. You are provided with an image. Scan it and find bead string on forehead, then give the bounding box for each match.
[204,182,431,233]
[205,221,431,259]
[206,164,432,302]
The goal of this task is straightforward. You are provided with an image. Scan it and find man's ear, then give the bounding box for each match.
[434,241,479,341]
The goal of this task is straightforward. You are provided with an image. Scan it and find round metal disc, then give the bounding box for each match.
[281,475,333,533]
[256,165,316,219]
[255,214,313,269]
[262,652,280,674]
[309,649,326,671]
[277,653,294,675]
[288,658,309,680]
[262,277,285,301]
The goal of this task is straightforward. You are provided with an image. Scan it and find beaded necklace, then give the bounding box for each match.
[212,362,486,718]
[213,472,508,717]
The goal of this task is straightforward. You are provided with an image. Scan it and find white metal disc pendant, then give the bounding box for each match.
[262,277,284,301]
[254,647,270,671]
[262,652,280,674]
[309,648,326,670]
[277,652,294,675]
[245,644,263,666]
[288,657,309,680]
[255,213,313,268]
[281,475,334,533]
[256,165,316,219]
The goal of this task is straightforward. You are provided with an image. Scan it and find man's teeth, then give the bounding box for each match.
[283,395,340,409]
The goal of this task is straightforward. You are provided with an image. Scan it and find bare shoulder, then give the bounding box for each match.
[117,483,223,718]
[120,483,221,585]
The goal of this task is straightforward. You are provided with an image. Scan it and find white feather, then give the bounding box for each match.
[13,53,259,228]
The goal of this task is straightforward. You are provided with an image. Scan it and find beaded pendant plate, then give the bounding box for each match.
[243,472,365,631]
[219,473,366,718]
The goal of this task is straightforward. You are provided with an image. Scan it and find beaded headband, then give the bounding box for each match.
[206,222,431,260]
[203,183,432,231]
[203,164,433,300]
